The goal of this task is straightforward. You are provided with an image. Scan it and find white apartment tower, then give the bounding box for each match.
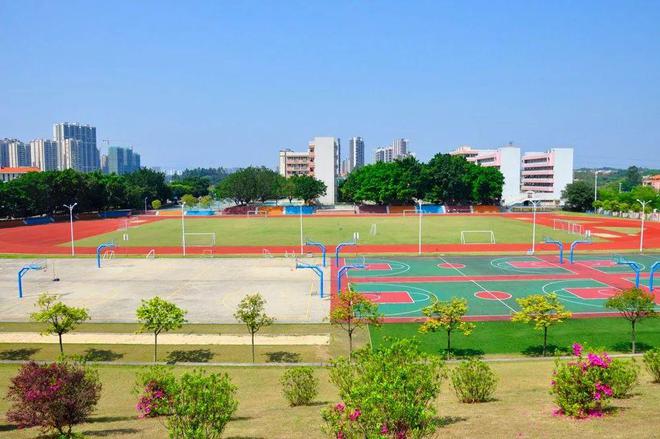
[53,122,99,172]
[520,148,574,201]
[308,137,340,205]
[7,140,31,167]
[348,136,365,172]
[30,139,59,171]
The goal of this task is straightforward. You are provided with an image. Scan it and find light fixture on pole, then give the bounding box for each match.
[637,199,648,254]
[63,203,78,256]
[181,202,186,256]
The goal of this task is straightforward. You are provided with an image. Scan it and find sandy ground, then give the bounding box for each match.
[0,258,330,323]
[0,332,330,346]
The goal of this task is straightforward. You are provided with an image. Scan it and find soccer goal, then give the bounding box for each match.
[184,232,216,256]
[460,230,496,244]
[402,209,418,216]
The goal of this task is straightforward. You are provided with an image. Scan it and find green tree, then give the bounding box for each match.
[197,194,213,208]
[512,293,572,356]
[293,174,327,204]
[322,338,444,438]
[151,199,162,210]
[419,297,475,356]
[136,297,187,362]
[30,293,90,355]
[281,177,298,203]
[180,193,197,207]
[422,153,473,204]
[470,165,504,204]
[330,285,383,361]
[215,167,281,204]
[622,166,643,191]
[605,288,657,353]
[562,181,595,212]
[234,293,275,362]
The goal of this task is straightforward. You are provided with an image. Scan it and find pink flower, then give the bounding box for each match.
[552,408,563,417]
[587,353,608,368]
[335,402,345,412]
[337,431,345,439]
[380,424,389,434]
[588,409,603,418]
[572,343,583,357]
[349,409,361,421]
[593,391,601,401]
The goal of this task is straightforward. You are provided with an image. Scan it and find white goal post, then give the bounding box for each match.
[460,230,496,244]
[402,209,418,216]
[184,232,216,256]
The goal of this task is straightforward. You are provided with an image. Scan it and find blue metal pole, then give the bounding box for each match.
[569,239,592,264]
[335,241,356,267]
[305,241,327,267]
[17,267,28,299]
[543,238,564,264]
[649,261,659,291]
[337,264,366,292]
[295,262,324,298]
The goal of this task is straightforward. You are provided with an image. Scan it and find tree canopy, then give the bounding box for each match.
[562,180,595,212]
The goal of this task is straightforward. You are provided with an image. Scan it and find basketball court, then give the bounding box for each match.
[339,254,660,321]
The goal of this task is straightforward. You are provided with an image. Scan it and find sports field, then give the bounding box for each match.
[71,215,586,247]
[340,253,660,321]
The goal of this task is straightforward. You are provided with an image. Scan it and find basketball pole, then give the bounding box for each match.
[417,199,422,255]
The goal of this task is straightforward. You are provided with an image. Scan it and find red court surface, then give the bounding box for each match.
[437,262,466,269]
[361,291,414,304]
[565,287,620,300]
[361,263,392,271]
[577,260,616,268]
[474,291,513,300]
[508,260,555,269]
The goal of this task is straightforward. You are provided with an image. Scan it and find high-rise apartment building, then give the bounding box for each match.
[374,138,411,163]
[30,139,59,171]
[0,138,16,167]
[347,136,365,172]
[8,140,31,167]
[106,146,141,175]
[392,138,408,157]
[278,149,310,177]
[374,146,393,163]
[308,137,340,205]
[53,123,99,172]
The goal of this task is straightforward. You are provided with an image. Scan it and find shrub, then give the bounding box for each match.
[151,199,162,210]
[6,361,102,438]
[167,369,238,439]
[134,366,178,418]
[322,338,444,438]
[550,343,615,418]
[604,358,639,398]
[643,348,660,383]
[450,358,497,403]
[280,367,319,406]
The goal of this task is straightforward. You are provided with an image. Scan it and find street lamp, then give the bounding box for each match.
[181,202,186,256]
[63,203,78,256]
[637,199,648,253]
[299,204,304,255]
[530,199,541,254]
[144,197,148,213]
[594,170,599,202]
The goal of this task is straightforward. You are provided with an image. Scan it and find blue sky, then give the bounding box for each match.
[1,0,659,169]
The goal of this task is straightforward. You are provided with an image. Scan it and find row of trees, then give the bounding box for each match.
[340,154,504,205]
[215,166,326,205]
[0,168,171,219]
[562,180,659,212]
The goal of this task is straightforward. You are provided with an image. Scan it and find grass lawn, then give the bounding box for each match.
[370,318,660,357]
[0,361,658,438]
[71,215,585,247]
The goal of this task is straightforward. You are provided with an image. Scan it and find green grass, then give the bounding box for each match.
[370,318,660,357]
[0,361,658,438]
[72,216,589,247]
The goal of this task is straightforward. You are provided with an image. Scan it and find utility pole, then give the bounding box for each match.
[594,170,599,202]
[181,202,186,256]
[63,203,78,256]
[530,200,541,254]
[637,199,648,253]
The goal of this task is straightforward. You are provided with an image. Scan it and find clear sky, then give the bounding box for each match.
[1,0,659,169]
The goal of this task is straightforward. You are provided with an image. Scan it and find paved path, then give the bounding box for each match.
[0,332,330,346]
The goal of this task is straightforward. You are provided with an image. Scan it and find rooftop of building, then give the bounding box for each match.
[0,167,41,173]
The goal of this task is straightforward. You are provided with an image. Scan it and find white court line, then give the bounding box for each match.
[437,256,516,313]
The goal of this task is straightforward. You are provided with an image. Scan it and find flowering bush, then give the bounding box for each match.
[6,361,101,438]
[322,338,444,438]
[133,366,177,418]
[604,358,639,398]
[643,348,660,383]
[280,367,319,406]
[550,343,615,418]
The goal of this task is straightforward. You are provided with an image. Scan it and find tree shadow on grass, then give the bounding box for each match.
[436,415,468,427]
[610,341,654,353]
[444,348,485,359]
[265,351,301,363]
[521,344,570,357]
[86,416,135,424]
[0,424,19,432]
[166,349,213,364]
[83,349,124,362]
[0,348,40,360]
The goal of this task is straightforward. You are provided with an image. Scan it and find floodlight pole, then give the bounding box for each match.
[594,170,599,202]
[181,202,186,256]
[63,203,78,256]
[637,199,647,253]
[530,200,541,254]
[144,197,148,213]
[299,205,304,255]
[417,199,422,255]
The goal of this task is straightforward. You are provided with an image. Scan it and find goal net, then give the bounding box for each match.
[553,219,584,236]
[184,232,216,256]
[460,230,496,244]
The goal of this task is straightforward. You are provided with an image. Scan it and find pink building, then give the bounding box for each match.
[642,175,660,191]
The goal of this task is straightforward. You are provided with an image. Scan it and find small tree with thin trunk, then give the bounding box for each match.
[330,284,382,361]
[512,293,572,356]
[30,293,90,355]
[234,293,274,363]
[419,297,475,357]
[605,288,657,354]
[136,297,187,362]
